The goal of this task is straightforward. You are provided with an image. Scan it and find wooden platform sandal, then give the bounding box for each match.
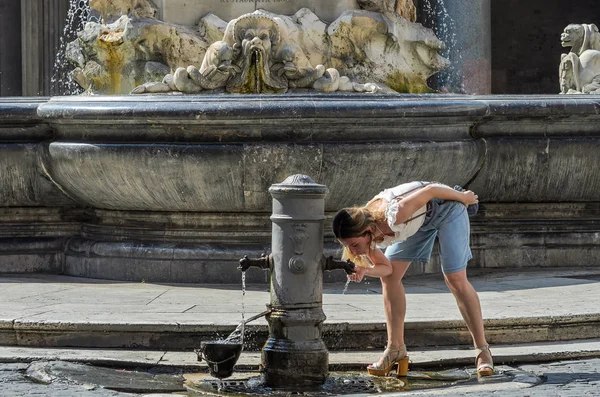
[475,345,495,377]
[367,345,409,377]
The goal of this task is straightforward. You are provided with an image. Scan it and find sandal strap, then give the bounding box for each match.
[477,363,494,371]
[475,345,490,356]
[370,345,407,369]
[475,345,494,369]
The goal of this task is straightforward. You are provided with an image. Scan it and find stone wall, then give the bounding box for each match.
[1,95,599,282]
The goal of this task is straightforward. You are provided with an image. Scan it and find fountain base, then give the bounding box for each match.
[262,338,329,389]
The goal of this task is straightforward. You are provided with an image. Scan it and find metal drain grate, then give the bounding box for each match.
[206,378,378,395]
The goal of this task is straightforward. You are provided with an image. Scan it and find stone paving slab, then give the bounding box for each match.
[2,339,600,371]
[1,268,600,349]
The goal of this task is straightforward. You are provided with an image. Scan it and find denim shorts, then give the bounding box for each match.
[384,198,472,274]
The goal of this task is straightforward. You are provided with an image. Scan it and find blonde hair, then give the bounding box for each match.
[332,200,387,268]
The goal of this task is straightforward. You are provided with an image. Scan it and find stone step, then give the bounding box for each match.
[2,339,600,371]
[2,313,599,351]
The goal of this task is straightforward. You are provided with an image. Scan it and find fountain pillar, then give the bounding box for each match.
[238,174,354,387]
[261,174,329,388]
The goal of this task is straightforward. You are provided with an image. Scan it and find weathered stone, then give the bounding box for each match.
[156,0,359,26]
[396,0,417,22]
[357,0,416,22]
[90,0,159,23]
[25,361,185,393]
[70,4,446,94]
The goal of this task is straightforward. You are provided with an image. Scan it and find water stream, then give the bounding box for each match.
[241,270,246,345]
[420,0,464,93]
[51,0,100,95]
[342,278,351,295]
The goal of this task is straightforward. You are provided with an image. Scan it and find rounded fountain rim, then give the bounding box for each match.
[269,174,329,195]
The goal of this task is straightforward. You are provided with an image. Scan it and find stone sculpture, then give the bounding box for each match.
[559,23,600,94]
[89,0,158,23]
[67,0,447,94]
[132,11,384,94]
[357,0,417,22]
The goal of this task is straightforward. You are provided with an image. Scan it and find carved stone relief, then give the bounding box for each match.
[68,0,445,94]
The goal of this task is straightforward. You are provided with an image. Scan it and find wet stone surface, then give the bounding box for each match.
[184,367,540,395]
[25,361,185,393]
[7,359,600,396]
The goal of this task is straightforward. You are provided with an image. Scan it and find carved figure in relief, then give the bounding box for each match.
[132,11,383,94]
[70,2,445,94]
[560,23,600,94]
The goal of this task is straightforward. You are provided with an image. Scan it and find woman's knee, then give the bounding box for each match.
[444,270,471,294]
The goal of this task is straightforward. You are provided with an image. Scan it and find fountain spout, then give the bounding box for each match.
[322,256,355,275]
[238,254,272,272]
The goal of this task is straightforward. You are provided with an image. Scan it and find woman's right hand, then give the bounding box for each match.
[348,266,367,282]
[460,190,479,206]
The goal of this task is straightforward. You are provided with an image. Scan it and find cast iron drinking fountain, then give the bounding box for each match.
[198,174,355,389]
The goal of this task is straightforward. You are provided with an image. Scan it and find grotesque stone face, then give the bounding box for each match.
[241,28,273,57]
[233,15,280,59]
[224,13,289,94]
[561,24,585,51]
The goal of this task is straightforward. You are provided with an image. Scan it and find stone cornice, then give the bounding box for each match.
[17,94,600,143]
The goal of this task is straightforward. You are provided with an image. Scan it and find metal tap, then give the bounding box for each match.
[322,255,356,275]
[238,253,272,271]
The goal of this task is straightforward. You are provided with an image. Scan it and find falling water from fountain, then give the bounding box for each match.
[420,0,464,93]
[342,278,351,295]
[255,51,260,94]
[241,270,246,345]
[50,0,100,95]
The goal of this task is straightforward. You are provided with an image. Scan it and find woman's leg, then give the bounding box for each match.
[380,260,411,351]
[444,270,492,367]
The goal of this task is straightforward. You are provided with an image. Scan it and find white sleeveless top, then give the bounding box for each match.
[371,181,429,248]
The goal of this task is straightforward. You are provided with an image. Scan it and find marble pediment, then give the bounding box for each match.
[153,0,359,25]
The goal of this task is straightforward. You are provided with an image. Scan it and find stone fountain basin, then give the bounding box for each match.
[37,94,486,212]
[36,94,600,209]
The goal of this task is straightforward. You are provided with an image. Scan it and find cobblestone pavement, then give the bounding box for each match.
[1,359,600,396]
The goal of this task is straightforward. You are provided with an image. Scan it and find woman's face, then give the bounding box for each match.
[339,233,371,255]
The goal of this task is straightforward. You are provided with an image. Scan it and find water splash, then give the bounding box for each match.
[342,278,351,295]
[420,0,465,93]
[50,0,100,95]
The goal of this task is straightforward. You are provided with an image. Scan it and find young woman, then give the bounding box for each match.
[332,181,494,378]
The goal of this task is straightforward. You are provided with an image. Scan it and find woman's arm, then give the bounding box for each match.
[393,184,478,225]
[348,248,392,282]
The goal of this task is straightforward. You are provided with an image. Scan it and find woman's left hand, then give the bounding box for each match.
[348,266,368,282]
